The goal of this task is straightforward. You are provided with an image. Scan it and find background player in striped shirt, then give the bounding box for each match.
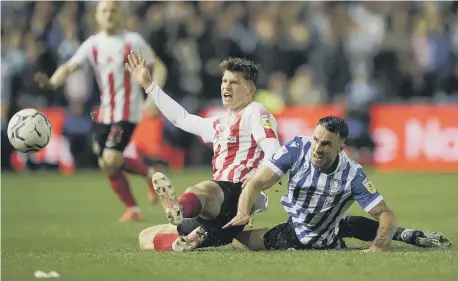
[126,50,281,252]
[34,1,168,222]
[225,116,451,251]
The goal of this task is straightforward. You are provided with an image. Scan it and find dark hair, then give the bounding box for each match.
[318,116,349,140]
[220,57,260,85]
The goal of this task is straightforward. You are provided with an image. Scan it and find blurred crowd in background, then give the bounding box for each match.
[2,1,458,170]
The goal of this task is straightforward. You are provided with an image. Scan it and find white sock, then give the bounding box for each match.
[147,168,157,179]
[129,206,142,213]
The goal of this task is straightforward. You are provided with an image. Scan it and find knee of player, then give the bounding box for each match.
[97,158,106,171]
[138,228,153,250]
[185,182,220,198]
[184,185,207,199]
[102,149,123,171]
[185,185,200,194]
[184,186,211,208]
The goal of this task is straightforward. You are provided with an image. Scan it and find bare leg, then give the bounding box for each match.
[184,181,224,220]
[152,173,225,225]
[233,229,270,251]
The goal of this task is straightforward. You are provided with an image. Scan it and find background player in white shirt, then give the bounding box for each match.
[34,1,168,222]
[126,50,281,252]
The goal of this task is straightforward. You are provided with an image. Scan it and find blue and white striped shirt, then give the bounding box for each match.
[265,136,383,249]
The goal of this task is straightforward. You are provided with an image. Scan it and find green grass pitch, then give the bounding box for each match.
[2,169,457,281]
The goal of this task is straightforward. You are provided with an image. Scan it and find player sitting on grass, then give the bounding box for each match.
[223,116,452,252]
[126,50,281,251]
[138,204,265,251]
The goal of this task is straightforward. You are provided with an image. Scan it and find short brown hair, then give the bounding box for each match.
[219,57,260,85]
[318,116,349,140]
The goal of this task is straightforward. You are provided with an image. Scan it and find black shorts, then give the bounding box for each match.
[177,181,245,248]
[92,121,137,156]
[263,218,347,250]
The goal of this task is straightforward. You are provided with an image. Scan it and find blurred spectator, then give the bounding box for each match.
[2,1,458,169]
[288,66,325,106]
[255,72,287,114]
[4,1,457,106]
[345,64,379,110]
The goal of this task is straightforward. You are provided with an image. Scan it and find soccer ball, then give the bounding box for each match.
[7,109,52,153]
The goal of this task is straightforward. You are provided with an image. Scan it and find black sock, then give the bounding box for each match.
[339,216,406,242]
[339,216,379,241]
[393,227,406,241]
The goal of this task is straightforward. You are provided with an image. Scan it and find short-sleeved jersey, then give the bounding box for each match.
[266,136,384,248]
[69,29,155,124]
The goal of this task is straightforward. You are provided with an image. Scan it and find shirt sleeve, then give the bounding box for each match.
[259,138,281,162]
[68,36,93,66]
[351,170,384,212]
[265,137,302,177]
[147,82,215,142]
[250,109,278,144]
[133,33,155,65]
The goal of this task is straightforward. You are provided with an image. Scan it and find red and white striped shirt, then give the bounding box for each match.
[210,103,279,182]
[146,82,281,183]
[69,29,154,124]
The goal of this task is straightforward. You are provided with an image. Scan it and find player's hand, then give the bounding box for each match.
[90,107,100,122]
[34,72,55,89]
[222,212,252,229]
[125,49,153,88]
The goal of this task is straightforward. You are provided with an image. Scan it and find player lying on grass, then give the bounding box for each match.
[223,116,452,252]
[126,50,281,251]
[35,1,168,222]
[139,213,451,252]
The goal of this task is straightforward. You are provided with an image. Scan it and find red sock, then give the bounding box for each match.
[178,192,202,218]
[123,157,149,177]
[153,233,180,251]
[108,170,137,207]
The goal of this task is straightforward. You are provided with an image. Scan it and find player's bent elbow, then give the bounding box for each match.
[61,62,79,76]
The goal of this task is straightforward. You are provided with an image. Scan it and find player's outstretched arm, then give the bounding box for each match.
[226,137,302,228]
[126,50,213,140]
[366,200,397,252]
[223,166,281,228]
[35,62,79,90]
[351,172,397,252]
[35,37,92,90]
